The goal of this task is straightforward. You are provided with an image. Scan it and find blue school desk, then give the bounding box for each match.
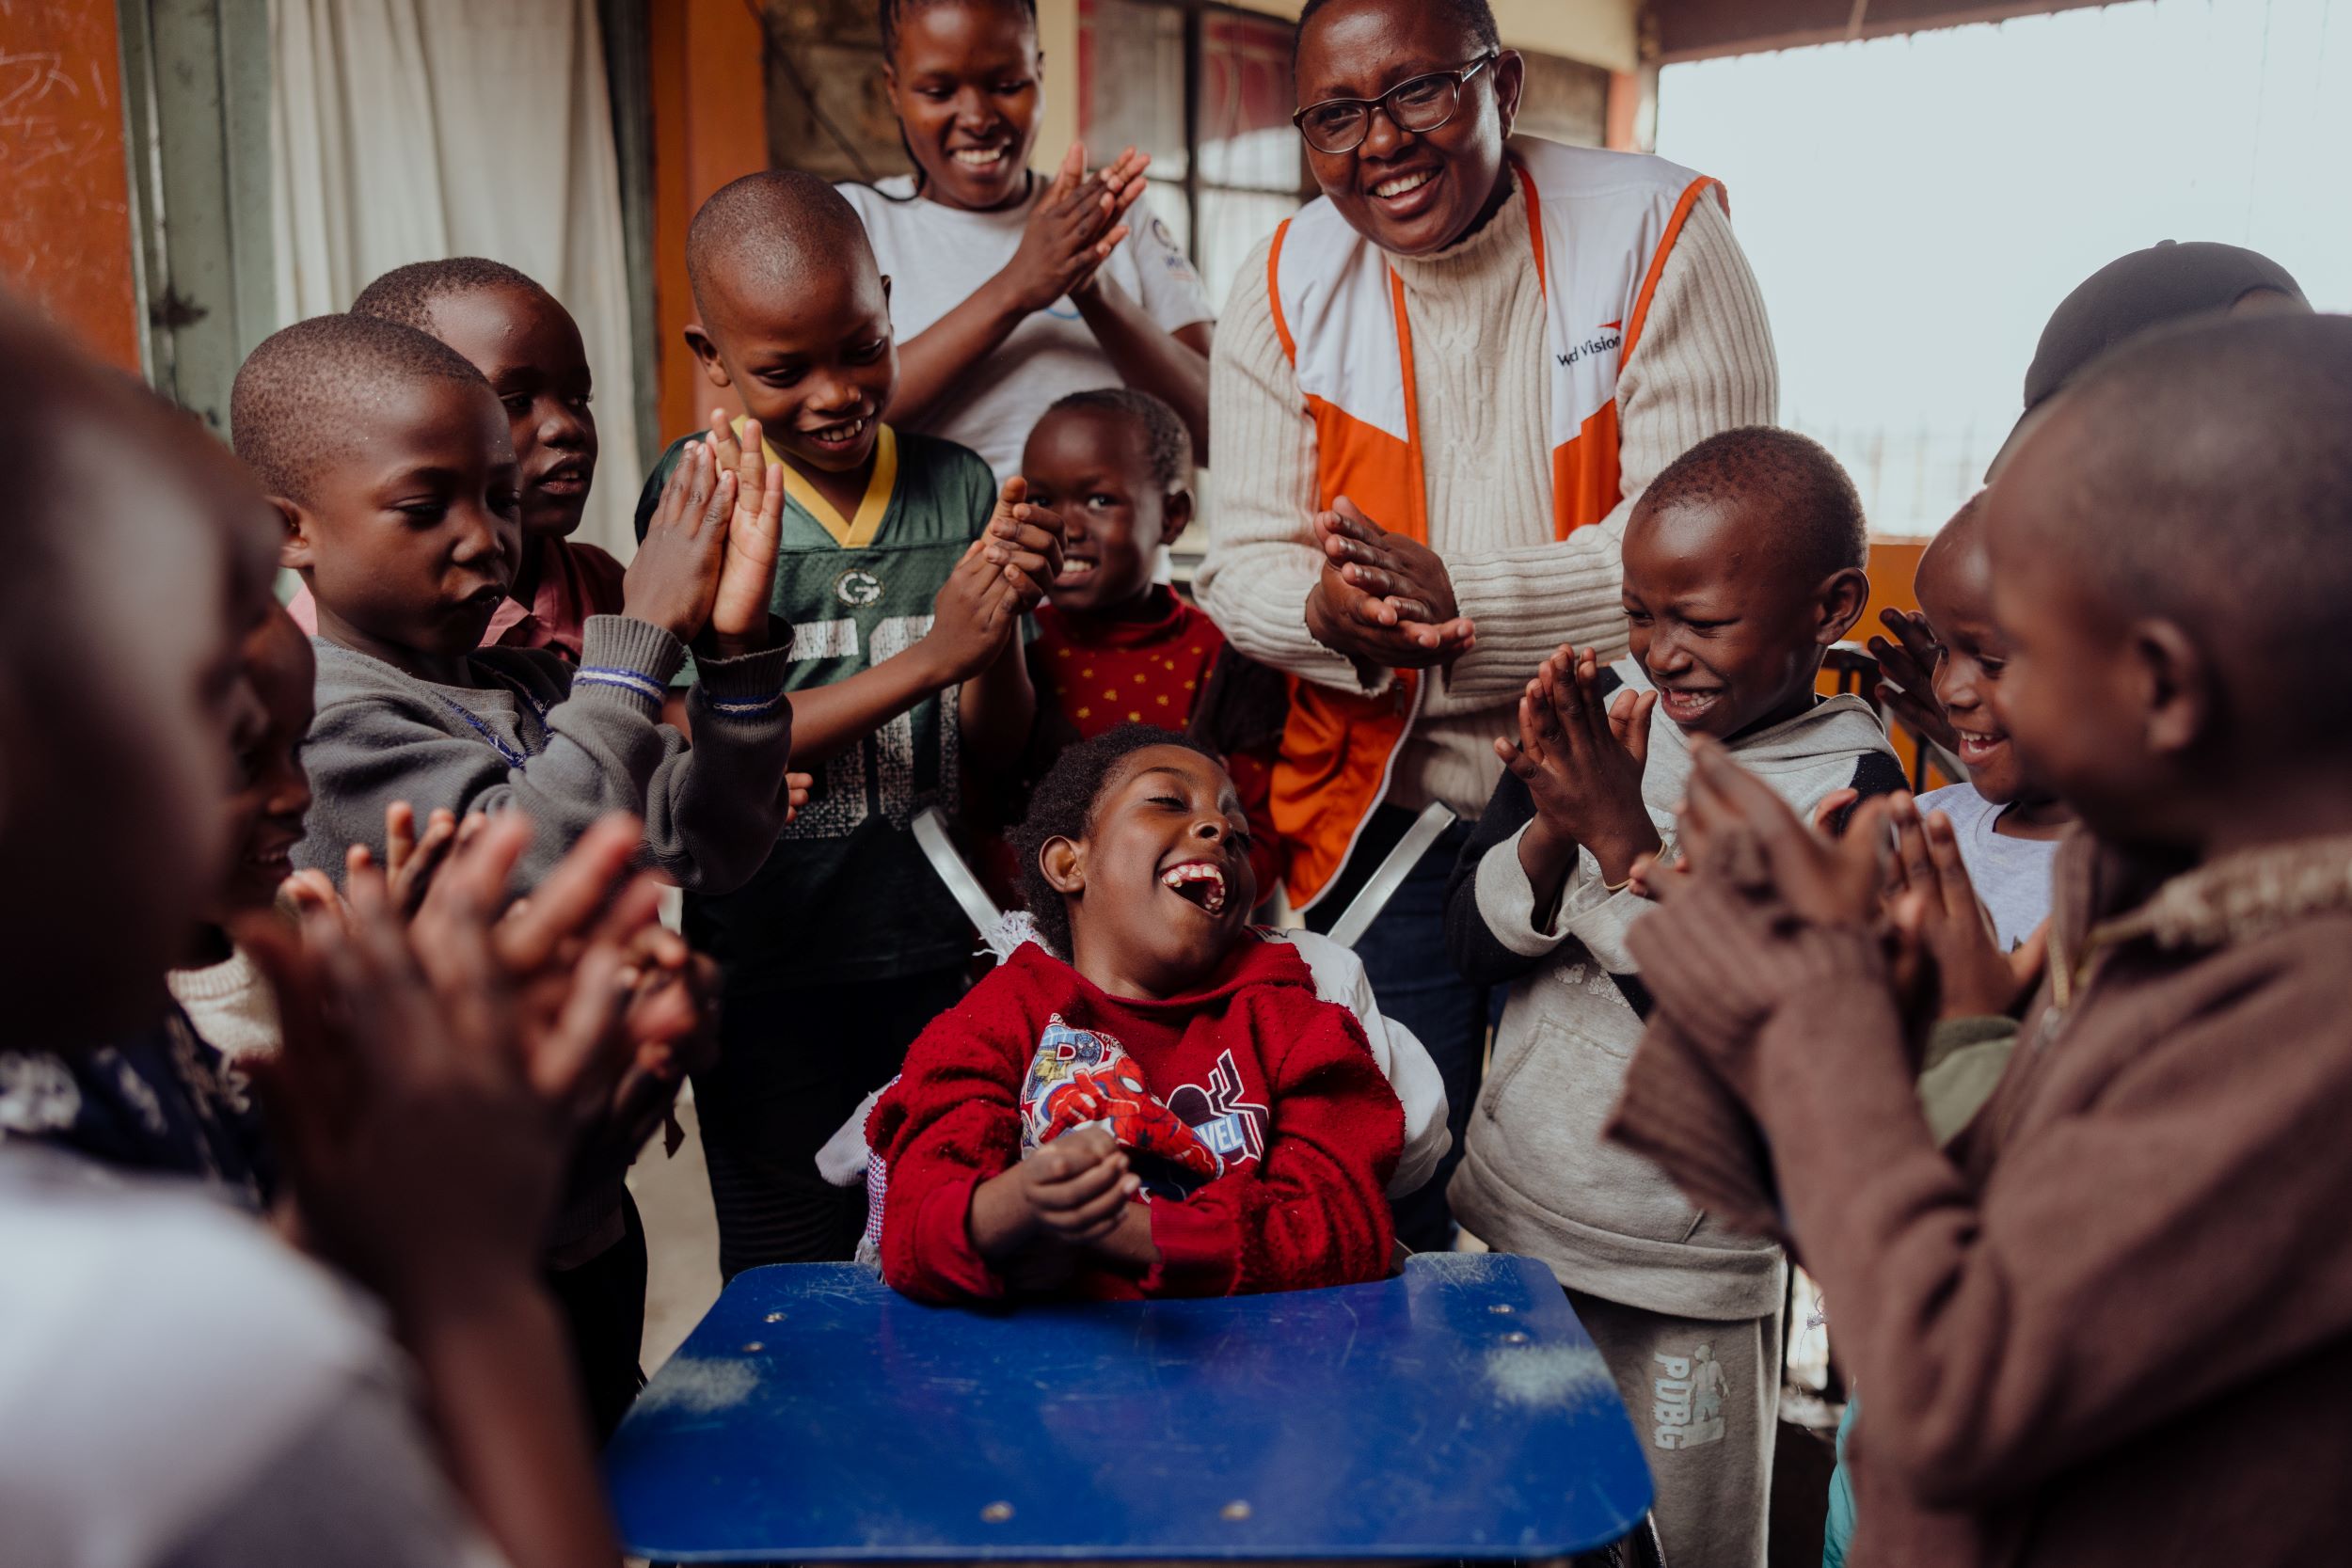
[604,1252,1654,1563]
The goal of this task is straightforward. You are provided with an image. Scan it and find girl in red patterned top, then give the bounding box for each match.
[1003,389,1288,902]
[870,726,1403,1303]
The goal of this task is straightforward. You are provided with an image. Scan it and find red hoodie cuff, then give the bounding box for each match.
[1142,1198,1240,1296]
[909,1173,1009,1302]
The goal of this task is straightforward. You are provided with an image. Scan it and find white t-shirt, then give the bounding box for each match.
[1915,784,2062,952]
[0,1143,505,1568]
[838,175,1215,480]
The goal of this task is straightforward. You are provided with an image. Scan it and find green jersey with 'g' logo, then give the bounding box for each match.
[635,425,994,993]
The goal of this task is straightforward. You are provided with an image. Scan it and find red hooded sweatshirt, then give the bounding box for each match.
[869,934,1403,1303]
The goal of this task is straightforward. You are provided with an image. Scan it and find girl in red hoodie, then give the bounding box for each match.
[869,725,1404,1302]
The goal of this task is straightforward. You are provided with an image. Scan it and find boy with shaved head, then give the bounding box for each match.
[1442,426,1902,1568]
[281,257,628,662]
[236,311,797,894]
[1613,314,2352,1565]
[639,168,1060,1272]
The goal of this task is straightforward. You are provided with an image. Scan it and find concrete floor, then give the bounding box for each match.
[627,1090,724,1372]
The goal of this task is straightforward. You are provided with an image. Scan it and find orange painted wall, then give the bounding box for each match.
[0,0,141,372]
[649,0,771,444]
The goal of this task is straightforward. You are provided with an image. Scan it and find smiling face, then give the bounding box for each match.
[1043,744,1257,1001]
[884,0,1042,213]
[1292,0,1522,258]
[1020,404,1189,614]
[1622,493,1867,741]
[282,374,522,671]
[689,257,898,479]
[215,609,317,918]
[423,283,597,541]
[1914,510,2039,806]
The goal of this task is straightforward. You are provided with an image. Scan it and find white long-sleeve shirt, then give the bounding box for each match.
[1195,181,1779,817]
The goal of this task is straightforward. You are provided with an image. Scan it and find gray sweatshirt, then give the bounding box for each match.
[297,615,794,895]
[1444,658,1903,1321]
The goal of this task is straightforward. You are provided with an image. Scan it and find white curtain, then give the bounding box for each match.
[270,0,644,558]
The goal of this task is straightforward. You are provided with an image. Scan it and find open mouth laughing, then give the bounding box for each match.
[1953,725,2009,768]
[1160,859,1229,918]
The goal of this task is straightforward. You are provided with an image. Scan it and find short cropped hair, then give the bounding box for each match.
[1012,723,1220,959]
[2018,311,2352,707]
[1296,0,1501,62]
[230,314,490,504]
[1638,426,1869,582]
[686,170,876,325]
[1041,388,1193,492]
[350,256,554,335]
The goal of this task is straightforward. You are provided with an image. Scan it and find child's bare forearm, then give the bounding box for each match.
[402,1273,619,1568]
[787,648,954,768]
[1073,285,1212,463]
[886,280,1028,428]
[958,636,1036,776]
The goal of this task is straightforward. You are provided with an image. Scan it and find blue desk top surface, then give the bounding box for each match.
[606,1253,1652,1562]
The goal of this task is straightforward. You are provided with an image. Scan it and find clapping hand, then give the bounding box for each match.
[240,813,647,1311]
[624,438,735,645]
[1867,608,1962,758]
[703,410,788,658]
[1622,743,1894,1062]
[1001,143,1151,313]
[1883,794,2047,1021]
[981,476,1067,604]
[1499,645,1661,897]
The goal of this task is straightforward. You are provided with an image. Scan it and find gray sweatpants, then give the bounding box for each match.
[1568,1288,1782,1568]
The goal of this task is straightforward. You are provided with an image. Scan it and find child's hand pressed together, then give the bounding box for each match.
[981,475,1068,602]
[924,539,1041,683]
[703,409,788,658]
[967,1127,1144,1264]
[1883,794,2048,1022]
[1625,744,1898,1060]
[1502,645,1661,904]
[623,438,737,645]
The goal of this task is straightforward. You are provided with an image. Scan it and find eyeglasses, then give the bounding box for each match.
[1292,55,1499,156]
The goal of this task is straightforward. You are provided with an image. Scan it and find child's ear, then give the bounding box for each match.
[1815,566,1870,646]
[1157,486,1195,550]
[683,323,732,390]
[2131,617,2212,759]
[1040,835,1086,896]
[273,496,316,573]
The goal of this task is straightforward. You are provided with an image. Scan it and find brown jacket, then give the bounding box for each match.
[1618,831,2352,1565]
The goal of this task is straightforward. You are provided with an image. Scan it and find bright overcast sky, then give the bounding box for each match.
[1654,0,2352,532]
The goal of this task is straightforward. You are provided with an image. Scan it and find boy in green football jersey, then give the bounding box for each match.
[637,170,1065,1275]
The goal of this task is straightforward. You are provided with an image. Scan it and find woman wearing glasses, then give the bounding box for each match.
[1193,0,1777,1490]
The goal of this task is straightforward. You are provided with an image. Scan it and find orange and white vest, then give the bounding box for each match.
[1265,138,1724,910]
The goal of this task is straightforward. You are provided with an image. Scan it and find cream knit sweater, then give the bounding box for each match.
[1196,179,1779,817]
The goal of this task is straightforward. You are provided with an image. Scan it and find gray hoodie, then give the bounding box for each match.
[1444,658,1902,1320]
[298,615,795,895]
